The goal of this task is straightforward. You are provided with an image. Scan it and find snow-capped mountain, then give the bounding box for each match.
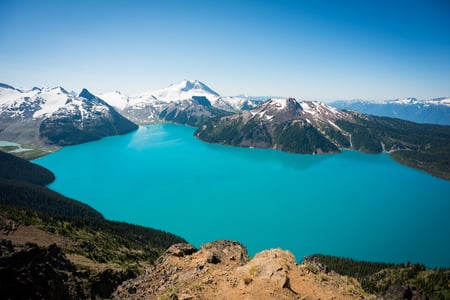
[330,97,450,125]
[195,96,450,180]
[98,80,261,123]
[196,97,356,154]
[149,79,220,102]
[0,83,137,146]
[245,98,352,125]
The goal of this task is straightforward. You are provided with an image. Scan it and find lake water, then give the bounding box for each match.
[35,124,450,267]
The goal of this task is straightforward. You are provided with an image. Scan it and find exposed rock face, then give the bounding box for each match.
[159,96,232,127]
[39,89,138,146]
[113,240,369,300]
[0,241,137,299]
[0,84,138,147]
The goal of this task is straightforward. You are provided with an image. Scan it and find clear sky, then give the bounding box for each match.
[1,0,449,101]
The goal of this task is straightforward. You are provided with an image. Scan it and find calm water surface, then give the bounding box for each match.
[35,124,450,267]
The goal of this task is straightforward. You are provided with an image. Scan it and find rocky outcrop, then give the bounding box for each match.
[0,241,138,299]
[159,96,232,127]
[114,240,369,300]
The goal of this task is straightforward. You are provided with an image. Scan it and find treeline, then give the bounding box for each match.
[0,180,103,220]
[0,150,55,185]
[310,254,450,299]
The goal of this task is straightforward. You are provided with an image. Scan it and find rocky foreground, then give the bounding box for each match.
[114,240,371,300]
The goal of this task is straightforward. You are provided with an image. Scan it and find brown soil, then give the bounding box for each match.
[114,240,373,300]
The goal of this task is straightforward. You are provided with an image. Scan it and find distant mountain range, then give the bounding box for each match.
[0,80,264,148]
[98,79,262,124]
[330,98,450,125]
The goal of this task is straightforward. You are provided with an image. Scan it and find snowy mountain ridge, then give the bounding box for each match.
[330,97,450,125]
[0,83,137,147]
[98,79,261,117]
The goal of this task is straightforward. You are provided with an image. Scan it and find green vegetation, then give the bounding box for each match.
[310,254,450,299]
[336,113,450,179]
[0,150,55,185]
[197,108,450,179]
[274,121,339,153]
[196,115,249,145]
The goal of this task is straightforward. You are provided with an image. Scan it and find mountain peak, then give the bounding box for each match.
[150,80,220,102]
[177,79,219,96]
[79,88,96,101]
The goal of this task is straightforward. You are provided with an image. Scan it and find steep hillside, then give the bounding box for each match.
[0,84,138,149]
[0,150,55,185]
[309,254,450,300]
[195,98,450,179]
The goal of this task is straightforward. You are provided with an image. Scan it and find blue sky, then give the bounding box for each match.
[1,0,449,101]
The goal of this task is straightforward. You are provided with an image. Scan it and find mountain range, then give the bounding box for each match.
[0,84,137,147]
[330,98,450,125]
[196,97,450,179]
[98,79,261,124]
[1,80,449,179]
[0,80,262,148]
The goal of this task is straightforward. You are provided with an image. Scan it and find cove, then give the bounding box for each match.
[34,124,450,268]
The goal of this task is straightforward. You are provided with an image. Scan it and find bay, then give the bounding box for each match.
[34,124,450,267]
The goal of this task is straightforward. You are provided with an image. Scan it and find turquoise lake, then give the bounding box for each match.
[35,124,450,267]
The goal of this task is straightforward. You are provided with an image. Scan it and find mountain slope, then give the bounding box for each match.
[330,98,450,125]
[195,98,450,179]
[39,89,138,145]
[0,84,138,148]
[0,150,55,185]
[159,96,232,126]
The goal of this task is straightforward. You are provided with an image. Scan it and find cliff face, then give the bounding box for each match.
[114,240,369,300]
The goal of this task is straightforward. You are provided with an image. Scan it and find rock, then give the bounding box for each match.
[160,243,197,259]
[113,240,366,300]
[200,240,249,265]
[237,248,296,290]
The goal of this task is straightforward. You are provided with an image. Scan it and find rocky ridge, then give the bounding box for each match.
[114,240,369,300]
[0,84,138,148]
[98,80,260,124]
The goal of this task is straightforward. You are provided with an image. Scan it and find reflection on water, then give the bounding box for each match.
[203,141,331,172]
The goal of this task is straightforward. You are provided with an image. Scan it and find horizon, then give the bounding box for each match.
[2,78,449,103]
[1,0,449,101]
